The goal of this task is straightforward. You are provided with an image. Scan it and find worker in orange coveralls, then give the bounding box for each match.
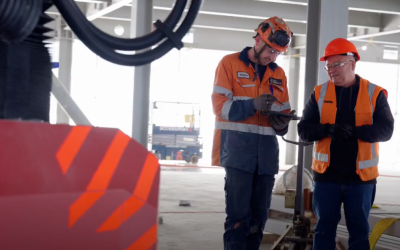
[211,16,295,250]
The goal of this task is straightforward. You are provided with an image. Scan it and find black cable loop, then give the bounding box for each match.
[52,0,202,66]
[0,0,43,44]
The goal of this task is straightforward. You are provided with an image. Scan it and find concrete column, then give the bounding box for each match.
[57,36,73,124]
[317,0,349,85]
[131,0,153,148]
[302,0,349,171]
[285,48,300,166]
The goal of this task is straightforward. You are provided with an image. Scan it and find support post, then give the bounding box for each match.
[57,35,73,124]
[52,74,92,126]
[285,48,300,166]
[131,0,153,148]
[302,0,349,171]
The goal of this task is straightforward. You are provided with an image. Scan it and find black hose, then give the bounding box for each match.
[0,0,43,44]
[89,0,187,51]
[59,0,187,51]
[52,0,202,66]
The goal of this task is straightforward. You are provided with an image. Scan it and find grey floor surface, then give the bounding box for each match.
[157,167,400,250]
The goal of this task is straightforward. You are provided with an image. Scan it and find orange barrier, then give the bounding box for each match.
[0,121,160,250]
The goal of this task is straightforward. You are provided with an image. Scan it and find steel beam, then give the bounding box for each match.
[87,0,132,21]
[256,0,400,15]
[131,0,152,148]
[348,0,400,15]
[151,0,380,28]
[57,36,73,124]
[301,0,320,172]
[48,1,381,35]
[349,29,400,41]
[285,48,300,165]
[105,8,308,35]
[293,33,400,50]
[381,15,400,31]
[51,74,92,126]
[88,19,400,65]
[63,0,131,30]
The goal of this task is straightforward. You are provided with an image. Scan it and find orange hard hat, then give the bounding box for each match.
[319,38,360,61]
[254,16,293,53]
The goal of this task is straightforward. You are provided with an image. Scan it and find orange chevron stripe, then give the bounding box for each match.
[69,131,131,228]
[133,153,159,201]
[97,196,144,232]
[97,153,159,232]
[86,131,131,191]
[56,126,92,174]
[69,191,105,228]
[125,224,157,250]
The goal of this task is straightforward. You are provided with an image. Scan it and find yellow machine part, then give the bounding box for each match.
[185,115,194,123]
[342,204,379,208]
[369,217,400,250]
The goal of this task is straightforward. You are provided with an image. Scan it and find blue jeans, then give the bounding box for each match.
[312,182,376,250]
[223,166,275,250]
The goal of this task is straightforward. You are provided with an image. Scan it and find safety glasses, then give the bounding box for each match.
[324,60,353,71]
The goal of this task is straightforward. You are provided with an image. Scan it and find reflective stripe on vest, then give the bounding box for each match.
[215,121,276,136]
[367,81,376,123]
[313,149,328,163]
[312,81,335,172]
[358,82,379,170]
[359,143,379,170]
[317,82,329,119]
[220,95,291,120]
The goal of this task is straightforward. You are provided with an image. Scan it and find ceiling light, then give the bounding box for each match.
[114,25,124,36]
[383,49,398,60]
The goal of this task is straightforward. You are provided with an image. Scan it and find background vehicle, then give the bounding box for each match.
[149,101,203,164]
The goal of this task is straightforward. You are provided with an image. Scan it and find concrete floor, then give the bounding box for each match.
[157,166,400,250]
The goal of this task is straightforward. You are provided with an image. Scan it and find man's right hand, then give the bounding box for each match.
[326,124,355,142]
[253,94,277,112]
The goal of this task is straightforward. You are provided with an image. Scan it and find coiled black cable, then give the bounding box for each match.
[52,0,202,66]
[0,0,43,44]
[65,0,187,51]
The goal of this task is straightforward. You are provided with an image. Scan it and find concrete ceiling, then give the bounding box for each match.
[46,0,400,63]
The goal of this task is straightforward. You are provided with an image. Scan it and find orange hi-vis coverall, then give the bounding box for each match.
[211,47,291,175]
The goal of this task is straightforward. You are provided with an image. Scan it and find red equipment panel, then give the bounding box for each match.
[0,120,160,250]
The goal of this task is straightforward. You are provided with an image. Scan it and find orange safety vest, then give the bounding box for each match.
[312,77,387,181]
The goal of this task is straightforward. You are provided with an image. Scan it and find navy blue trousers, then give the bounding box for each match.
[223,166,275,250]
[312,182,376,250]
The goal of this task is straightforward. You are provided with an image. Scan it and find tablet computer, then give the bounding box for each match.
[268,111,300,120]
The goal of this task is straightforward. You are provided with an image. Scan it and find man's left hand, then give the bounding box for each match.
[326,123,356,142]
[269,110,296,130]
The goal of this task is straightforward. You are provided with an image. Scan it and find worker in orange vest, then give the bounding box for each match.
[211,16,295,249]
[298,38,394,250]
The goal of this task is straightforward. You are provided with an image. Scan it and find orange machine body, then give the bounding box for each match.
[0,120,160,250]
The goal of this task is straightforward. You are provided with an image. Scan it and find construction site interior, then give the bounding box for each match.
[1,0,400,250]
